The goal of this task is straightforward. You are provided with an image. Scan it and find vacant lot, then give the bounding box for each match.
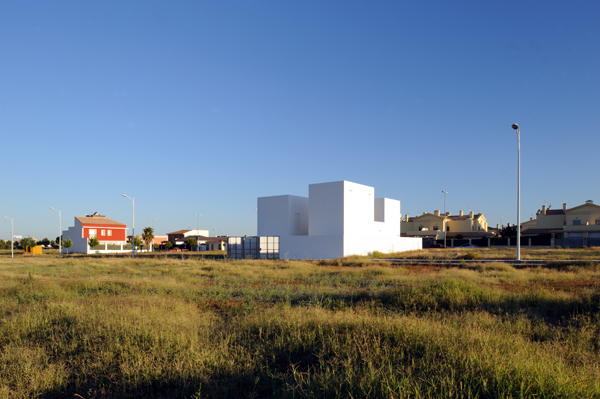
[0,249,599,398]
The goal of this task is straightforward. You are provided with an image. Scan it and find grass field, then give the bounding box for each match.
[1,248,599,398]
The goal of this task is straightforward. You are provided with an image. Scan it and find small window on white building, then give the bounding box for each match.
[433,226,439,231]
[595,219,600,225]
[101,230,105,236]
[573,220,581,226]
[108,230,112,236]
[89,229,97,238]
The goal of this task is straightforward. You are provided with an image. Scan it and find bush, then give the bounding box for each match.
[371,251,385,259]
[463,252,480,260]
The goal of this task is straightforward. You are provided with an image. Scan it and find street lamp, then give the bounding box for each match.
[122,194,135,259]
[194,213,202,251]
[50,207,62,259]
[511,123,521,261]
[442,191,448,248]
[149,218,156,230]
[3,216,13,259]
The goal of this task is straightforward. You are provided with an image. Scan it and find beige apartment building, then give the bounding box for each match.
[401,210,492,240]
[522,200,600,246]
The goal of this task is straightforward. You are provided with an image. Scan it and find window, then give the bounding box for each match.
[418,226,424,231]
[101,230,105,236]
[433,226,439,231]
[573,220,581,226]
[89,229,97,238]
[595,219,600,225]
[108,230,112,236]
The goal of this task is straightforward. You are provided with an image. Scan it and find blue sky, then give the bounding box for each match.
[1,1,599,240]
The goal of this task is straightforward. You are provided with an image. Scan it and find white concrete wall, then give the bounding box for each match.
[373,198,401,236]
[343,236,421,256]
[185,229,210,237]
[342,181,375,236]
[62,219,88,254]
[308,181,344,236]
[280,236,344,260]
[257,180,421,259]
[258,195,308,236]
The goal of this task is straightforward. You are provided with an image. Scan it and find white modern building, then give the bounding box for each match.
[257,181,422,259]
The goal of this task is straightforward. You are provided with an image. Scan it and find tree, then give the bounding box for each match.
[165,241,173,250]
[142,227,154,252]
[500,225,517,238]
[63,237,73,255]
[88,237,100,249]
[0,239,5,249]
[186,237,197,251]
[153,243,159,251]
[41,238,50,247]
[50,240,57,248]
[133,235,143,249]
[20,237,36,249]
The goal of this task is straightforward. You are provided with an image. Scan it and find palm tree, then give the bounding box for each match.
[142,227,154,252]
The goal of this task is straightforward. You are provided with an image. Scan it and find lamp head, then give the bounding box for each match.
[512,123,519,130]
[122,194,127,197]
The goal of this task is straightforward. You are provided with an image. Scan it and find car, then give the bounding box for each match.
[429,243,446,248]
[459,243,478,248]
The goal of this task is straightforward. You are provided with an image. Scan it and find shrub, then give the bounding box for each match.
[371,251,385,259]
[463,252,480,260]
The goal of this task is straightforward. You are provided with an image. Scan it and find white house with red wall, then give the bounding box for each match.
[62,214,129,254]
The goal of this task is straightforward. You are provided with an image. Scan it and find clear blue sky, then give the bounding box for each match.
[1,1,599,240]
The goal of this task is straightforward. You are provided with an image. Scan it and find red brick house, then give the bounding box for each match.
[62,214,128,253]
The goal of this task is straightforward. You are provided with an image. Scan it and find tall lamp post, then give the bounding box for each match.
[194,213,202,251]
[122,194,135,259]
[149,218,156,230]
[511,123,521,261]
[442,191,448,248]
[49,207,62,259]
[3,216,13,259]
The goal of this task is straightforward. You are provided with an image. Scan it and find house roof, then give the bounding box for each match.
[167,230,192,235]
[76,216,125,226]
[566,201,600,213]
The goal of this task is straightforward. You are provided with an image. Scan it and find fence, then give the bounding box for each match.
[424,236,552,248]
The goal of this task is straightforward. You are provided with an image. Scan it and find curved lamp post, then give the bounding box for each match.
[122,194,135,259]
[3,216,13,259]
[50,207,62,259]
[511,123,521,261]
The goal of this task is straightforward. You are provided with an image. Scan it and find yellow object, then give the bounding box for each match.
[26,246,43,255]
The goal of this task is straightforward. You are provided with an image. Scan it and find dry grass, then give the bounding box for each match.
[0,250,599,398]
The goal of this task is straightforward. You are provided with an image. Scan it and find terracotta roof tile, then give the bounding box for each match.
[167,230,192,235]
[75,216,125,226]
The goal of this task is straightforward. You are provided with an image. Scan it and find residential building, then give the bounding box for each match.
[166,229,209,245]
[522,200,600,246]
[401,210,493,240]
[256,180,422,259]
[166,229,227,251]
[62,214,128,254]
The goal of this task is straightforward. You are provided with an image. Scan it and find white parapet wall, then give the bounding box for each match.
[257,180,422,259]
